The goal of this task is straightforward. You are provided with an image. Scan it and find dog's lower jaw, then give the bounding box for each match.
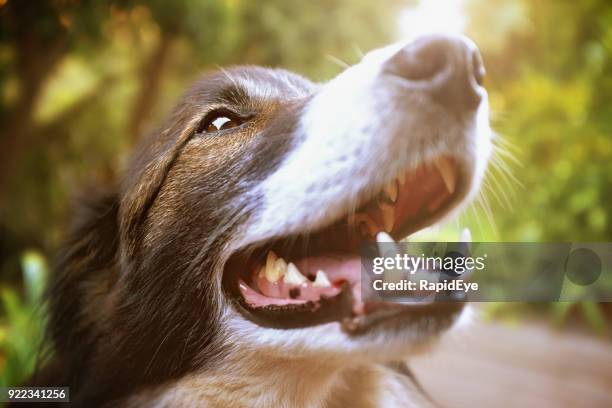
[124,355,436,408]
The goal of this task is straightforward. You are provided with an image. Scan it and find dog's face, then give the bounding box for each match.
[51,34,491,397]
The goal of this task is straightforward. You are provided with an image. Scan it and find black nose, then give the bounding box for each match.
[384,35,485,112]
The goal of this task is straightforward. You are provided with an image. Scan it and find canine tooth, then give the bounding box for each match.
[434,158,456,194]
[379,202,395,232]
[376,231,395,243]
[376,231,403,257]
[460,227,472,243]
[458,227,472,255]
[384,181,398,202]
[397,172,406,185]
[376,231,396,257]
[264,251,277,276]
[284,262,308,285]
[377,232,402,284]
[313,270,332,287]
[264,251,286,282]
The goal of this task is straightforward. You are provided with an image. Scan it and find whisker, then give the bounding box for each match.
[482,178,509,210]
[352,43,365,59]
[325,54,351,69]
[477,190,498,237]
[491,154,523,189]
[487,163,516,208]
[494,145,522,168]
[468,204,486,239]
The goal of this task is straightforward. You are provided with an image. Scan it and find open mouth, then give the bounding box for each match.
[224,155,468,334]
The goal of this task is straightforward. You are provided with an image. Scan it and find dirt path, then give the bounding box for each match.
[411,319,612,408]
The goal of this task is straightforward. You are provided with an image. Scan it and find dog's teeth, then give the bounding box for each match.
[376,231,396,256]
[458,227,472,255]
[274,257,288,277]
[313,270,332,287]
[460,227,472,243]
[355,213,378,237]
[397,172,406,186]
[377,231,403,283]
[383,181,398,202]
[434,157,456,194]
[264,251,277,277]
[264,251,286,282]
[284,262,308,285]
[379,202,395,232]
[376,231,395,243]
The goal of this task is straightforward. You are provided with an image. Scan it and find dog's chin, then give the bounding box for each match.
[222,153,471,342]
[224,304,466,364]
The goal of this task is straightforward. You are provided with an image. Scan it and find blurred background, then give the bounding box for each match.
[1,0,611,405]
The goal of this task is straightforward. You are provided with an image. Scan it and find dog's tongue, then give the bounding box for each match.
[241,255,362,309]
[293,256,363,314]
[294,255,361,283]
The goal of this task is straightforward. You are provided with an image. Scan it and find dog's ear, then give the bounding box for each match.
[42,187,120,386]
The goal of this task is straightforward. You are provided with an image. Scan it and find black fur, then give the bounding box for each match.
[30,67,315,406]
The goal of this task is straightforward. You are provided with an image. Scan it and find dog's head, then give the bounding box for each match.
[48,34,491,399]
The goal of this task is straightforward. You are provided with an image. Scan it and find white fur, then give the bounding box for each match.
[224,35,491,360]
[241,36,491,247]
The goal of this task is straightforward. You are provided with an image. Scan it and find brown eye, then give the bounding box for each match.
[198,110,245,134]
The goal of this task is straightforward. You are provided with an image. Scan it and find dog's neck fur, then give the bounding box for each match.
[126,352,433,407]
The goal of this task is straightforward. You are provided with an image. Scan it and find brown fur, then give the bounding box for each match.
[31,35,488,406]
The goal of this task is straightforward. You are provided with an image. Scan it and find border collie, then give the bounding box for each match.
[35,34,491,407]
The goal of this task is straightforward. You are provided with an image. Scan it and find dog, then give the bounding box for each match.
[33,34,491,407]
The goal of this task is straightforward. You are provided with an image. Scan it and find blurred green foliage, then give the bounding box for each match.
[0,251,47,387]
[471,0,612,242]
[0,0,611,386]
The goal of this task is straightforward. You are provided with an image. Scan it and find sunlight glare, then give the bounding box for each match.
[398,0,467,41]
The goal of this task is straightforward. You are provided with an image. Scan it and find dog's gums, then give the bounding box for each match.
[229,155,467,332]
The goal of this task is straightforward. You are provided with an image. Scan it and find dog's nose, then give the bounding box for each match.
[384,34,485,112]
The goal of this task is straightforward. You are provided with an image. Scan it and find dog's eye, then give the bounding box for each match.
[197,110,245,134]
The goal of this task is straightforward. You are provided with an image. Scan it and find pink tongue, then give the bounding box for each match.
[240,255,362,308]
[294,255,361,283]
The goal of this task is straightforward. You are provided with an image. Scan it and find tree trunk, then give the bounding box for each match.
[0,1,68,193]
